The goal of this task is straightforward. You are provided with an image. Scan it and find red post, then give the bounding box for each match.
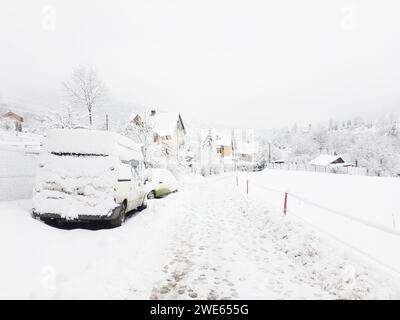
[283,192,288,215]
[247,180,249,194]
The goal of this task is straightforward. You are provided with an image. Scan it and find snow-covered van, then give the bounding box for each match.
[32,129,147,227]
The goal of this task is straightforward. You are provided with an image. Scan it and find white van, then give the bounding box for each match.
[32,129,147,227]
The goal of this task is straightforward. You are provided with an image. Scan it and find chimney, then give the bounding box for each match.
[151,110,156,116]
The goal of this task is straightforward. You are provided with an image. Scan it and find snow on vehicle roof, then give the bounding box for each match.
[0,141,41,152]
[309,155,345,166]
[44,129,143,161]
[145,168,177,180]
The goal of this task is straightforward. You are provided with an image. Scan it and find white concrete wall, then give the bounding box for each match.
[0,147,39,201]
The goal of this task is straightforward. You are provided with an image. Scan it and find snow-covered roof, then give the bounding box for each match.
[152,112,181,137]
[2,111,23,122]
[130,112,141,122]
[309,155,345,166]
[130,111,184,137]
[235,141,259,155]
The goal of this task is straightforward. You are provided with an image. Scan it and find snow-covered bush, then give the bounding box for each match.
[45,105,87,130]
[0,117,16,131]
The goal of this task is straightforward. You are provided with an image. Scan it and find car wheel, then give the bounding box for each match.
[111,202,126,228]
[147,190,156,199]
[138,196,148,211]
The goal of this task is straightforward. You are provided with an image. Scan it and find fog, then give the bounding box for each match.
[1,0,400,128]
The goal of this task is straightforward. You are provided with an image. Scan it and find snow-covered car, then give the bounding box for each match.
[32,129,147,227]
[144,168,178,199]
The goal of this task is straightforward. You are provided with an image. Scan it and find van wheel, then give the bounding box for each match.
[138,196,148,211]
[111,202,126,227]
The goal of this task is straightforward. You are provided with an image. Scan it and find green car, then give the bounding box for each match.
[145,168,178,199]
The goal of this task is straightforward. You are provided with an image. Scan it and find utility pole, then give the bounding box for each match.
[268,143,271,164]
[105,114,109,131]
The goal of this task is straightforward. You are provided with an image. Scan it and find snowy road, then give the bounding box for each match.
[0,173,399,299]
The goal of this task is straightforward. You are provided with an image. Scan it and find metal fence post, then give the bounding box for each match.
[284,192,288,215]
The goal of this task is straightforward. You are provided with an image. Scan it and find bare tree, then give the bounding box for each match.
[125,110,155,165]
[202,129,214,175]
[63,67,106,126]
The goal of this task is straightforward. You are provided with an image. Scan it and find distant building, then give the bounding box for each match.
[214,130,233,158]
[130,110,186,146]
[233,128,259,163]
[235,140,259,162]
[309,155,353,167]
[1,111,23,132]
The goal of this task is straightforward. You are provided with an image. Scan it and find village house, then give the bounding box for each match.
[1,111,23,132]
[232,128,259,163]
[309,155,353,168]
[235,140,259,162]
[200,128,259,163]
[130,110,186,147]
[214,130,233,158]
[199,129,240,160]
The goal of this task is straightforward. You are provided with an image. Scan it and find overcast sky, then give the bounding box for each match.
[0,0,400,128]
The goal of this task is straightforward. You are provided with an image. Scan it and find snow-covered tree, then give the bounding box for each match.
[125,111,156,166]
[45,104,87,130]
[63,67,107,127]
[312,125,328,153]
[347,133,400,176]
[327,130,356,155]
[202,129,214,175]
[255,140,268,168]
[289,134,318,163]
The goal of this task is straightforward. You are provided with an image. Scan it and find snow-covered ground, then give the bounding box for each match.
[0,172,399,299]
[244,169,400,274]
